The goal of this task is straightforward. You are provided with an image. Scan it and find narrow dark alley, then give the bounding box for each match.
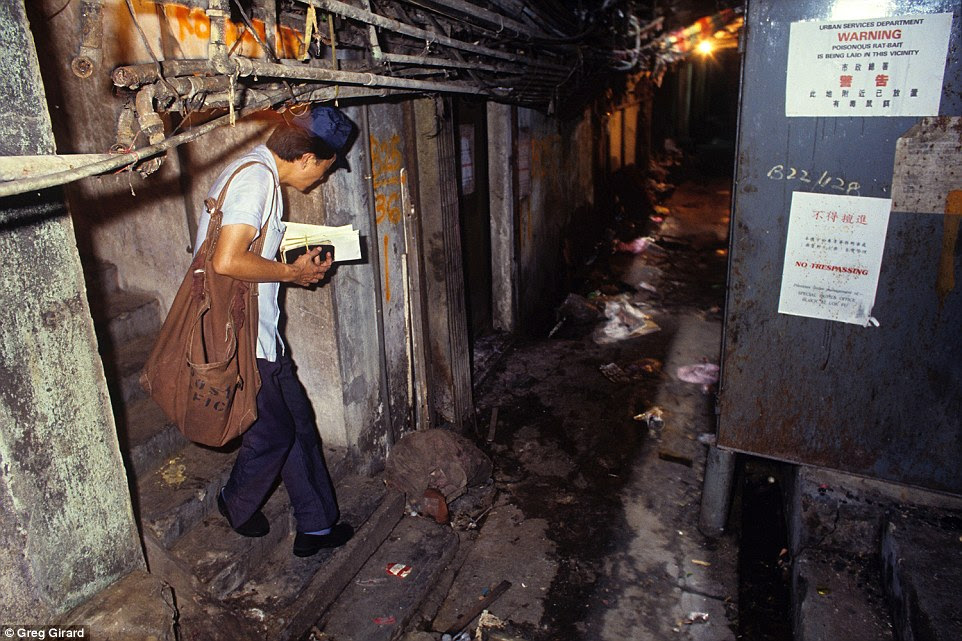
[399,168,739,641]
[3,2,962,640]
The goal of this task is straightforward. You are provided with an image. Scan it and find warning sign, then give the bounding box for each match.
[778,192,891,326]
[785,12,952,117]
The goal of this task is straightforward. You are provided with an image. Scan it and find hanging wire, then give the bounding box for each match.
[230,0,280,62]
[229,0,297,103]
[43,0,74,20]
[124,0,185,113]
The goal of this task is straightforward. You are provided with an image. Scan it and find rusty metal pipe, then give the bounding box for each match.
[112,60,214,88]
[156,75,234,103]
[207,0,232,74]
[134,84,167,175]
[114,100,137,151]
[118,57,485,96]
[377,52,514,74]
[231,56,484,95]
[0,84,311,200]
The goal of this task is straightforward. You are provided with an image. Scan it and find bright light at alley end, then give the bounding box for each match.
[696,39,714,55]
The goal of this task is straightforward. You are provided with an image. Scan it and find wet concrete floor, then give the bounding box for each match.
[420,173,740,641]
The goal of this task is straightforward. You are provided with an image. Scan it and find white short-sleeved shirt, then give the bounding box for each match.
[194,145,286,361]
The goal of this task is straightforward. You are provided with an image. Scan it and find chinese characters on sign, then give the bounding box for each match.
[785,13,952,117]
[778,192,891,326]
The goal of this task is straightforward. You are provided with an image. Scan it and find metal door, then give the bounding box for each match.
[719,0,962,494]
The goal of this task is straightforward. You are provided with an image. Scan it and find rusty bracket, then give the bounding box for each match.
[71,0,104,78]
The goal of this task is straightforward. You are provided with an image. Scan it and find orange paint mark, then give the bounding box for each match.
[370,134,403,225]
[152,1,301,58]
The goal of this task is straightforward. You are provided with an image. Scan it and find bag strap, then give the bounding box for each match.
[202,160,278,261]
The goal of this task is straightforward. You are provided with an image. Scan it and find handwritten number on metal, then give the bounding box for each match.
[767,164,860,195]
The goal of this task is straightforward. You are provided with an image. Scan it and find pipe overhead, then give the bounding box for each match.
[0,84,312,200]
[112,60,215,88]
[394,0,548,40]
[230,56,487,95]
[294,0,568,71]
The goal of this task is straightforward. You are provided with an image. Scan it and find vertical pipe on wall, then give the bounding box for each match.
[206,0,232,74]
[699,445,736,537]
[487,101,518,331]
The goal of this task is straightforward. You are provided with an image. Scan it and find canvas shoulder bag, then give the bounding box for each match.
[140,161,277,446]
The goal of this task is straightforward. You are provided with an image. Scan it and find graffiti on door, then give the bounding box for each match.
[370,133,403,301]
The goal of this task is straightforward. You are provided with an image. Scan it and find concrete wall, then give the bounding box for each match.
[0,0,143,620]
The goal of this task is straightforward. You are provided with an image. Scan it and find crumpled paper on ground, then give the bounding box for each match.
[676,363,720,393]
[592,296,661,344]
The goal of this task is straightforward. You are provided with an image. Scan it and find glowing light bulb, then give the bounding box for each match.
[696,39,714,55]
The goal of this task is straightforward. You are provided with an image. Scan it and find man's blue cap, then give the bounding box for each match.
[294,105,355,151]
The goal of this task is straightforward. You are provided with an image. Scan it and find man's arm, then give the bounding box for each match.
[212,223,332,287]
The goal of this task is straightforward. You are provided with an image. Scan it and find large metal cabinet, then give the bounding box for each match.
[719,0,962,494]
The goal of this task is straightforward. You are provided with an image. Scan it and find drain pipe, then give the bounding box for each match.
[698,444,736,537]
[114,100,138,152]
[134,84,168,175]
[112,60,215,89]
[71,0,104,78]
[207,0,233,75]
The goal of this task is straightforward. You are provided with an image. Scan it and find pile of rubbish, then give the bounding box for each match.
[550,292,660,344]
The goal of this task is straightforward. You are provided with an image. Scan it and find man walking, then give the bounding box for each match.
[197,106,354,557]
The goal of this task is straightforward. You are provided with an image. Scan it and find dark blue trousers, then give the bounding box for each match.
[221,351,339,533]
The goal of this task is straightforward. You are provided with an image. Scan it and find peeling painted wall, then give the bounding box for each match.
[0,0,143,620]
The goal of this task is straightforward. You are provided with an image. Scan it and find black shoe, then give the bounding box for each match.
[293,523,354,557]
[217,489,269,538]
